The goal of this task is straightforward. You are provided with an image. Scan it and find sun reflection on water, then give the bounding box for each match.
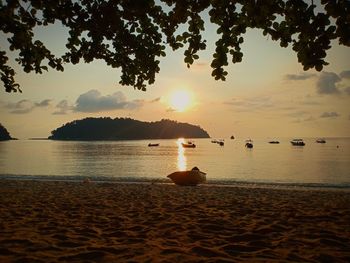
[176,138,187,171]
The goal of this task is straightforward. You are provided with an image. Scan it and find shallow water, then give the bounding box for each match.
[0,138,349,188]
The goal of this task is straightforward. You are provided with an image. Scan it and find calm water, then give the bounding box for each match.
[0,138,349,188]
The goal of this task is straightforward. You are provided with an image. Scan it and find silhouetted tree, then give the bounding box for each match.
[48,117,210,140]
[1,0,349,93]
[0,123,12,140]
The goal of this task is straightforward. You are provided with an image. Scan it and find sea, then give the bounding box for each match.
[0,138,349,189]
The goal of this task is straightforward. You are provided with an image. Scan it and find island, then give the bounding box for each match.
[48,118,210,140]
[0,123,14,141]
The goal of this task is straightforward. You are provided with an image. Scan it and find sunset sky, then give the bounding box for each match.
[1,12,349,139]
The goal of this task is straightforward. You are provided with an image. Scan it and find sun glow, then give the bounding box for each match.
[169,89,193,112]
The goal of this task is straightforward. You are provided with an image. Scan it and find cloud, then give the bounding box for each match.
[292,115,316,123]
[284,72,316,81]
[224,96,274,111]
[4,99,51,114]
[300,100,321,106]
[2,92,144,115]
[279,106,298,111]
[287,110,309,118]
[291,116,316,123]
[127,99,145,109]
[190,62,209,71]
[298,95,322,106]
[193,62,208,68]
[166,107,176,112]
[316,72,341,94]
[53,100,73,115]
[35,99,52,107]
[304,116,315,122]
[6,100,34,114]
[339,70,350,79]
[320,112,340,118]
[74,90,143,113]
[150,97,161,103]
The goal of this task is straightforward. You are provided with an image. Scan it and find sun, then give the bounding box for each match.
[169,90,192,112]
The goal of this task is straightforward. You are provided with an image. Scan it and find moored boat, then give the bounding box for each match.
[316,138,326,143]
[167,167,206,186]
[182,141,196,148]
[290,139,305,146]
[148,143,159,147]
[245,139,253,148]
[269,141,280,144]
[211,139,224,146]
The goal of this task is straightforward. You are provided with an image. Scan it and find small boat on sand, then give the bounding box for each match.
[290,139,305,146]
[167,167,206,186]
[269,141,280,144]
[148,143,159,147]
[182,141,196,148]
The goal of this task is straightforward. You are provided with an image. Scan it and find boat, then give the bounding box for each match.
[182,141,196,148]
[290,139,305,146]
[316,138,326,143]
[148,143,159,147]
[245,139,253,148]
[230,135,235,139]
[269,141,280,144]
[212,139,224,146]
[167,167,206,186]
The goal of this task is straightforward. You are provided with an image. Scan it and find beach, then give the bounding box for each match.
[0,180,349,262]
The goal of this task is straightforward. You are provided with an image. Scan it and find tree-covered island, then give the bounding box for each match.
[49,118,210,140]
[0,123,13,141]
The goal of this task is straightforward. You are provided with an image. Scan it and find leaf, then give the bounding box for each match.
[1,0,349,93]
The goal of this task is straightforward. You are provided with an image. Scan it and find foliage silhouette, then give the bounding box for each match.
[0,123,13,140]
[48,117,210,140]
[1,0,349,93]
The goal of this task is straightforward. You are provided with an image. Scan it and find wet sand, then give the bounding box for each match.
[0,180,349,262]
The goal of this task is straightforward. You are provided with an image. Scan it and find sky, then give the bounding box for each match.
[1,7,350,139]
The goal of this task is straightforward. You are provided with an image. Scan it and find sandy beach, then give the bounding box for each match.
[0,180,349,262]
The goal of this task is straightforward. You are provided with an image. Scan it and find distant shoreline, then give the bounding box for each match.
[1,176,349,192]
[8,136,350,141]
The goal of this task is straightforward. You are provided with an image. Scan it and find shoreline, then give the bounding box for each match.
[1,179,350,262]
[1,175,350,192]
